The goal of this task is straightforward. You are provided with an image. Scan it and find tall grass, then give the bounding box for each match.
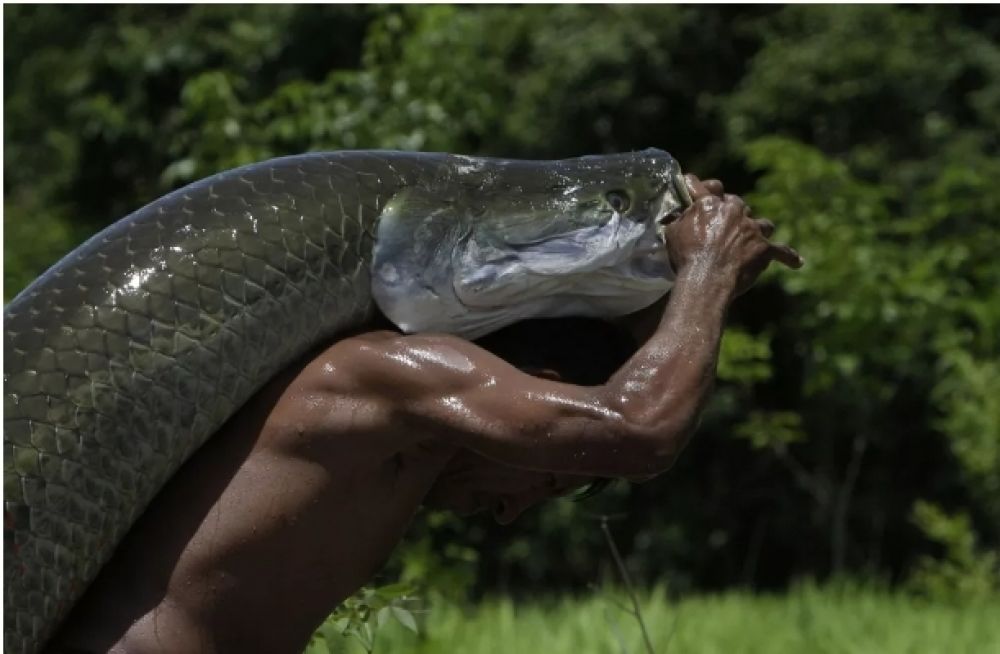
[307,582,1000,654]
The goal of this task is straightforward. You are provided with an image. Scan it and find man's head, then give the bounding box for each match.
[423,317,637,523]
[473,316,638,386]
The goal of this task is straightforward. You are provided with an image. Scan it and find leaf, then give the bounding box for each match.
[377,606,391,629]
[734,411,806,450]
[717,328,773,384]
[363,622,376,648]
[391,606,419,634]
[373,582,416,600]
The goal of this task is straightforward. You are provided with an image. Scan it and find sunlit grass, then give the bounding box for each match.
[308,582,1000,654]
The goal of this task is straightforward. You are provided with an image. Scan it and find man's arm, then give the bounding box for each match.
[326,179,801,478]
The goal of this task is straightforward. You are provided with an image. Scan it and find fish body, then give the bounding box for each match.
[3,149,688,653]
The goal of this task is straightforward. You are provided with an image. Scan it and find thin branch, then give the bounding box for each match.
[742,516,769,587]
[607,596,637,615]
[831,431,869,573]
[600,516,656,654]
[603,607,632,654]
[774,446,828,506]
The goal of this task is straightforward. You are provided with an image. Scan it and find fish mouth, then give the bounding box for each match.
[654,168,693,242]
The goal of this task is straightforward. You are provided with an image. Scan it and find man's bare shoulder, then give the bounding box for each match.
[251,330,448,461]
[300,329,489,396]
[260,330,486,447]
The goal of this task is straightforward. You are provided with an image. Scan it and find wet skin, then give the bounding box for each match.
[50,176,801,654]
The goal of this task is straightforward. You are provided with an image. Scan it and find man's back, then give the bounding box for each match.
[52,334,460,653]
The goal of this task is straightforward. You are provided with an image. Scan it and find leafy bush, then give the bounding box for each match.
[908,501,1000,602]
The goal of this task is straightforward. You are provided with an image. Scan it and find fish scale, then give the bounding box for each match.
[3,151,425,654]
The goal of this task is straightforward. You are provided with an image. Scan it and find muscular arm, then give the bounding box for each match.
[333,184,801,478]
[340,269,724,478]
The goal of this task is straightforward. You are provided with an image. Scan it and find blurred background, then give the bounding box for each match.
[4,5,999,653]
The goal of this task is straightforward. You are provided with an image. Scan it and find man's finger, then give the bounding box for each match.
[768,242,804,269]
[685,175,727,202]
[703,179,724,197]
[723,193,746,207]
[684,173,712,201]
[756,218,775,238]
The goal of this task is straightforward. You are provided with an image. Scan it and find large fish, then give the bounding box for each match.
[3,149,691,653]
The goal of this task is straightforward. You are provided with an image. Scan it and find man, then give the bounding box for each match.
[50,176,801,653]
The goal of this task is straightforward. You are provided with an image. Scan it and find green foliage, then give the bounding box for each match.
[746,133,1000,524]
[5,4,999,602]
[725,5,1000,183]
[933,353,1000,520]
[908,502,1000,602]
[310,584,1000,654]
[717,328,773,385]
[307,583,420,654]
[394,512,480,602]
[735,411,806,451]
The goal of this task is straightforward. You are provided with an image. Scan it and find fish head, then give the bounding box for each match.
[372,149,692,338]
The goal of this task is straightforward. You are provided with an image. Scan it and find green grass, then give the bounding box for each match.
[307,583,1000,654]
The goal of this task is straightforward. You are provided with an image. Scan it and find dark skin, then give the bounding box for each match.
[50,176,801,654]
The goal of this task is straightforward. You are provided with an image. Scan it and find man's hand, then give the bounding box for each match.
[664,175,803,299]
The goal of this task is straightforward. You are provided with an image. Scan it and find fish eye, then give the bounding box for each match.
[606,190,631,213]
